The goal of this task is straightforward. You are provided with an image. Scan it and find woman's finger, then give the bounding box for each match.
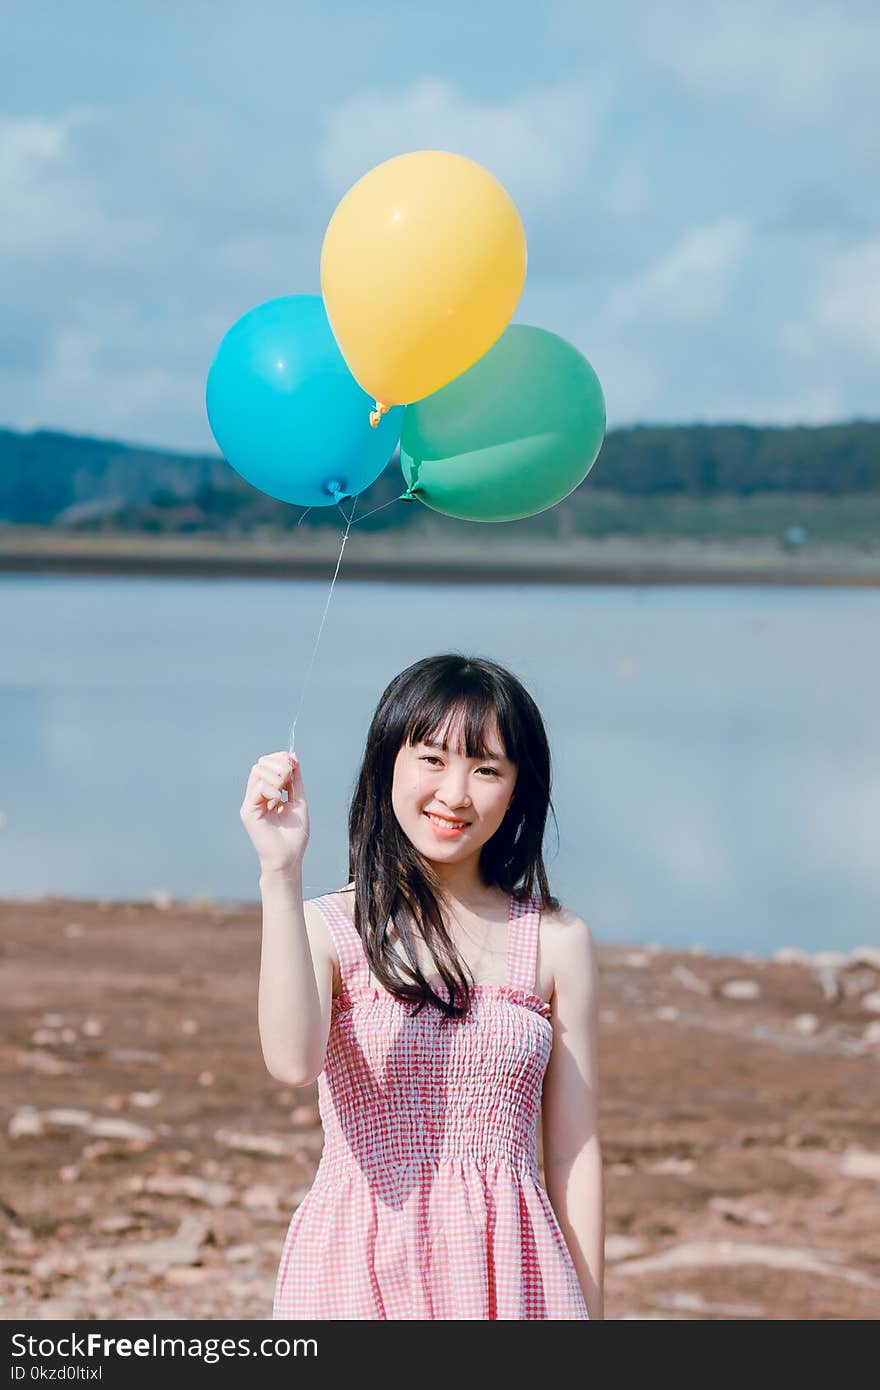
[255,765,285,790]
[242,770,283,811]
[259,752,295,778]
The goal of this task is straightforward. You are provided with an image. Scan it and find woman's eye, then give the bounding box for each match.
[418,754,500,776]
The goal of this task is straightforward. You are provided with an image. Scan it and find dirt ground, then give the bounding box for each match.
[2,896,879,1321]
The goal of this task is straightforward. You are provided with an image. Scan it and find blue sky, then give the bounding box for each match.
[2,0,877,452]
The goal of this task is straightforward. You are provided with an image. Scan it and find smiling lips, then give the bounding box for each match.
[423,810,470,835]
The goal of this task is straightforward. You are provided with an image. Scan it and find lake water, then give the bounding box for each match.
[1,574,877,958]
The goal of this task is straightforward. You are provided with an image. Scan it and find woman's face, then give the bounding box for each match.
[391,711,517,863]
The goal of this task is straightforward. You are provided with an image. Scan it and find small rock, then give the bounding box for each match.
[605,1235,646,1261]
[44,1108,92,1128]
[98,1214,142,1234]
[599,1008,618,1024]
[31,1029,61,1046]
[63,923,85,939]
[198,1070,215,1087]
[812,950,848,968]
[164,1266,210,1285]
[82,1216,211,1272]
[688,944,706,956]
[241,1183,281,1213]
[152,890,173,911]
[622,951,650,968]
[225,1243,257,1263]
[33,1251,81,1280]
[9,1106,44,1139]
[289,1104,320,1128]
[709,1196,773,1226]
[42,1012,65,1027]
[774,946,811,966]
[863,1021,880,1045]
[16,1049,74,1076]
[130,1091,162,1108]
[850,946,880,971]
[720,979,761,1001]
[109,1047,161,1066]
[81,1140,124,1161]
[90,1117,155,1142]
[792,1013,819,1036]
[81,1017,103,1037]
[815,965,841,1002]
[181,1019,200,1035]
[60,1027,77,1043]
[839,967,880,999]
[140,1174,234,1207]
[59,1165,80,1183]
[103,1094,126,1112]
[671,965,710,995]
[839,1148,880,1181]
[33,1300,90,1320]
[644,1156,694,1174]
[860,991,880,1015]
[656,1006,679,1022]
[215,1129,290,1157]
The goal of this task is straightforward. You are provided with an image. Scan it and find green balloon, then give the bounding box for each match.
[399,324,606,522]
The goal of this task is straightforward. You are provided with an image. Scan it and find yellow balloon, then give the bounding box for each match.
[320,150,527,412]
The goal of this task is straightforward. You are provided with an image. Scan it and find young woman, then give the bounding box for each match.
[241,653,604,1320]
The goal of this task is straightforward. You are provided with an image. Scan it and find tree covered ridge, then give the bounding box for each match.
[1,420,878,531]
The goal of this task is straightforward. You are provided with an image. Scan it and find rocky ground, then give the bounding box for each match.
[2,896,879,1322]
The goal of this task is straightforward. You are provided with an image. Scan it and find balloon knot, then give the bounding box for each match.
[369,400,391,429]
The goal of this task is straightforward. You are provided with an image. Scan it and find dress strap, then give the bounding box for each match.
[506,892,542,995]
[311,893,370,995]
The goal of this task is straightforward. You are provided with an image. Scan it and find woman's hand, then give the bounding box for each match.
[239,751,310,874]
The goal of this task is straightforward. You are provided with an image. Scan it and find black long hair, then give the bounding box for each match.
[346,653,560,1020]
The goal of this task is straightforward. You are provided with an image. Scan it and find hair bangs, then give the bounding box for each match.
[405,686,516,765]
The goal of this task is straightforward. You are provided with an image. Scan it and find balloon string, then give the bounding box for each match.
[347,491,411,526]
[288,495,358,755]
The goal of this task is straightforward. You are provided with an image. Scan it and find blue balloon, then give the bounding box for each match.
[205,294,403,507]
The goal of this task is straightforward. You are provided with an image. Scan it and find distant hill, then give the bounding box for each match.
[1,420,879,544]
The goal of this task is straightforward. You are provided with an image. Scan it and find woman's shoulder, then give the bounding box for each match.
[305,883,355,912]
[303,888,355,997]
[308,883,355,921]
[539,901,596,968]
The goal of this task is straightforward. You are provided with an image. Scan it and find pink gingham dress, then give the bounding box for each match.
[272,891,590,1320]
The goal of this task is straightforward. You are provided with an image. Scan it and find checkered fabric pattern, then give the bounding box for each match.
[271,891,589,1320]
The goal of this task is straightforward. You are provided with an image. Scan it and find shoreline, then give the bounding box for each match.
[2,892,874,965]
[2,529,880,586]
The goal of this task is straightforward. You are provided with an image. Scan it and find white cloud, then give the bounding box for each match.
[811,239,880,360]
[606,218,751,326]
[318,76,610,211]
[582,1,880,138]
[0,109,158,261]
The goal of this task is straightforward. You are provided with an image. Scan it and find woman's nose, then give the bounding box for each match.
[438,776,471,808]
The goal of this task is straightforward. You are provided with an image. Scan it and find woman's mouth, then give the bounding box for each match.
[423,811,470,838]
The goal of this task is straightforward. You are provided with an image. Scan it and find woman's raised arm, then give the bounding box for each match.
[240,752,333,1086]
